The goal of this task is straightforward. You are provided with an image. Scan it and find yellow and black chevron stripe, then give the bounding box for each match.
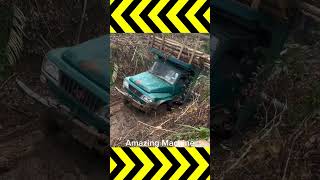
[110,147,210,179]
[110,0,210,33]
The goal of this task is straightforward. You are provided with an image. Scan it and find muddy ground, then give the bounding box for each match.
[110,86,210,147]
[0,59,106,180]
[0,1,107,179]
[110,88,183,146]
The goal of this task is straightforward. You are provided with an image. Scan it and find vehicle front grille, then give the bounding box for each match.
[60,73,103,112]
[128,84,143,97]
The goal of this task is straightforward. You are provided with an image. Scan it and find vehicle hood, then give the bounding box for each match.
[61,35,109,90]
[129,72,173,93]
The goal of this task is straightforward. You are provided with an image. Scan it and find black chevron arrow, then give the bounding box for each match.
[177,148,199,179]
[110,148,125,179]
[110,0,124,33]
[122,148,144,180]
[122,0,143,33]
[141,148,162,180]
[158,1,179,33]
[140,1,161,33]
[177,1,198,33]
[197,148,210,179]
[160,148,180,179]
[196,1,210,32]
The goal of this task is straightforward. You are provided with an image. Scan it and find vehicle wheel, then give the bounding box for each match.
[157,103,168,114]
[123,98,129,105]
[40,108,60,136]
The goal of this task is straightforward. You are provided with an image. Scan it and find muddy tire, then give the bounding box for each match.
[40,108,60,136]
[123,97,128,104]
[156,103,169,114]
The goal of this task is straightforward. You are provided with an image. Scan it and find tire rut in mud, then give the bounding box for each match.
[110,90,172,146]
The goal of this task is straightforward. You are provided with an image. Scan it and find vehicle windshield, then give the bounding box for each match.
[149,61,180,85]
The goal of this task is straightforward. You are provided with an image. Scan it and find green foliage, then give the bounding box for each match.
[6,5,25,65]
[0,5,25,80]
[171,125,210,141]
[187,74,210,102]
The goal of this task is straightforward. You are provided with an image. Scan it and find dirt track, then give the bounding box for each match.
[110,89,165,146]
[109,86,187,146]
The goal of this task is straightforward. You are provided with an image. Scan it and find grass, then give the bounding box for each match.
[171,125,210,142]
[0,4,25,80]
[215,23,320,179]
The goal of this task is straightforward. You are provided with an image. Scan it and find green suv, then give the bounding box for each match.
[40,35,109,149]
[121,48,199,112]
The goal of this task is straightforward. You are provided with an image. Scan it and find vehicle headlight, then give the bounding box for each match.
[141,95,153,103]
[123,79,129,89]
[43,59,59,81]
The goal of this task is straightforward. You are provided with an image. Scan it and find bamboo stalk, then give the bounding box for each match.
[153,36,208,55]
[154,37,209,57]
[152,44,210,64]
[177,45,185,59]
[152,41,209,59]
[160,36,165,50]
[153,46,209,68]
[189,38,200,64]
[150,36,210,69]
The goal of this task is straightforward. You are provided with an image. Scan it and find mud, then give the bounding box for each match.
[110,89,163,146]
[1,132,106,180]
[0,62,106,180]
[0,1,109,178]
[109,84,210,147]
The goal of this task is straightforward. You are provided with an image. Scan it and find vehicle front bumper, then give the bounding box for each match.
[38,72,108,154]
[115,87,155,112]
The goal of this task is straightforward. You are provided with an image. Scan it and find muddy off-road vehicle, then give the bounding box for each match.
[18,36,109,153]
[211,0,298,136]
[118,36,210,113]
